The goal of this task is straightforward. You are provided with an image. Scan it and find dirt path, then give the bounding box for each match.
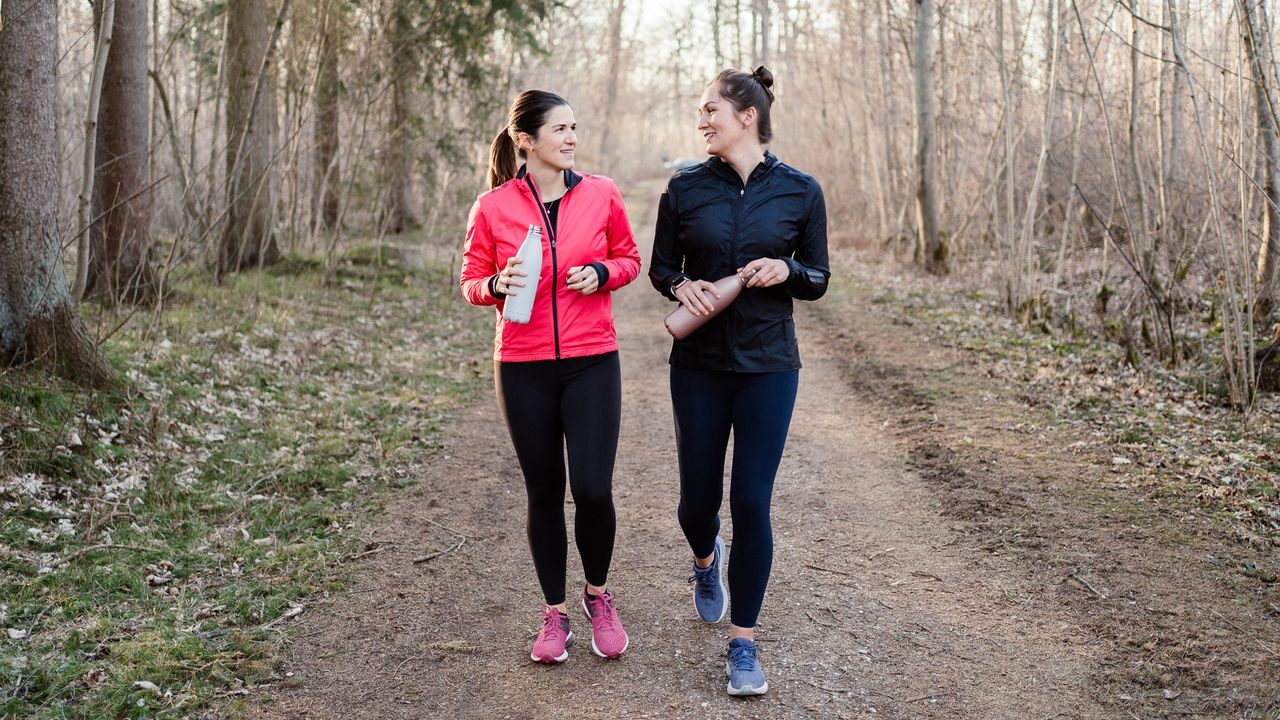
[242,187,1176,719]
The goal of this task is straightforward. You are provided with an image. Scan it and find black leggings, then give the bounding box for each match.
[670,365,798,628]
[496,352,621,606]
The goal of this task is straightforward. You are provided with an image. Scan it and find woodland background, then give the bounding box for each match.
[1,0,1278,717]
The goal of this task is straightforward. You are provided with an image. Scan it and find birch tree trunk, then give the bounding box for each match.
[1240,0,1280,318]
[0,0,117,387]
[912,0,946,274]
[88,0,156,303]
[220,0,282,276]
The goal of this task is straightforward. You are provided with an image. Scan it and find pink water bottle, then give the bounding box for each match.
[663,269,755,340]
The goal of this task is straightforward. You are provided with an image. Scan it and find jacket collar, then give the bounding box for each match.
[704,150,779,186]
[515,164,583,192]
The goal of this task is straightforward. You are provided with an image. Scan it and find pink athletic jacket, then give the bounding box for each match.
[460,167,641,362]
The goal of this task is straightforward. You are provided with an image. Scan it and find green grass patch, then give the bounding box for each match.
[1,248,491,718]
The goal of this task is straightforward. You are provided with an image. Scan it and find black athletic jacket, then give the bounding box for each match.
[649,152,830,372]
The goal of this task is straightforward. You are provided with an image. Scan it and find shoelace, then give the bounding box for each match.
[540,608,566,642]
[688,564,718,599]
[728,642,759,672]
[586,593,620,632]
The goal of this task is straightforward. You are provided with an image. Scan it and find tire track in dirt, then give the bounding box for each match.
[246,183,1107,719]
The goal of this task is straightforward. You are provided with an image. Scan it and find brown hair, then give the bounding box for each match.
[487,90,571,189]
[710,66,776,144]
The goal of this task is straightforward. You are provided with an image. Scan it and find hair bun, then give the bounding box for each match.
[751,66,774,89]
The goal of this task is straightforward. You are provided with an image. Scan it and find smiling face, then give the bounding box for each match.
[696,84,754,158]
[520,104,576,172]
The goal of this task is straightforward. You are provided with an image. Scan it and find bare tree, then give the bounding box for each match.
[87,0,156,303]
[0,0,117,387]
[312,0,342,231]
[71,0,114,303]
[382,0,421,234]
[597,0,626,174]
[219,0,284,276]
[1240,0,1280,318]
[912,0,946,274]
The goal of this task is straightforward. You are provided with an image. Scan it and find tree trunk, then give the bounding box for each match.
[312,0,341,230]
[220,0,281,276]
[753,0,770,68]
[1240,0,1280,318]
[383,0,420,234]
[0,0,117,387]
[88,0,156,304]
[597,0,625,175]
[912,0,945,274]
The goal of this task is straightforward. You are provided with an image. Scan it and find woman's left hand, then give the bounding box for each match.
[566,265,600,295]
[739,258,790,288]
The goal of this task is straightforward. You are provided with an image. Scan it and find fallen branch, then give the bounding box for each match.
[1068,570,1108,600]
[805,563,851,576]
[51,544,152,569]
[413,539,464,564]
[804,679,854,695]
[424,517,472,540]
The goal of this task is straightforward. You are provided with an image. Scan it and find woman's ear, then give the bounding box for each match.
[739,106,757,130]
[516,131,532,151]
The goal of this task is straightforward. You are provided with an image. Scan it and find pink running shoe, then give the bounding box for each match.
[531,607,574,663]
[581,588,629,658]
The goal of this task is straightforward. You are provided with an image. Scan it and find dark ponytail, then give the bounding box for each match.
[710,66,776,144]
[486,90,571,189]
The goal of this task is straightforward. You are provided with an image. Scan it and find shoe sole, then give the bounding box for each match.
[725,662,768,696]
[581,598,629,659]
[694,536,728,623]
[530,630,574,663]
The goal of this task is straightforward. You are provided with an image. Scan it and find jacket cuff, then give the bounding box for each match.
[588,262,609,289]
[488,274,506,299]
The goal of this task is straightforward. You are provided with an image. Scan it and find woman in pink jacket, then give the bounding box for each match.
[460,90,641,664]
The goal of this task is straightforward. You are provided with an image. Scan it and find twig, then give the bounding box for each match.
[804,679,853,695]
[344,542,397,562]
[50,544,152,569]
[424,517,472,540]
[1068,570,1108,600]
[805,563,850,576]
[904,692,950,703]
[867,547,897,561]
[413,539,464,564]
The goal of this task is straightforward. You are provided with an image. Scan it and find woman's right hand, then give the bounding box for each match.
[497,256,527,296]
[674,279,721,316]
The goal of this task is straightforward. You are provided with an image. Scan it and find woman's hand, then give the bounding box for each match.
[739,258,790,288]
[674,279,721,316]
[566,265,600,295]
[497,256,527,296]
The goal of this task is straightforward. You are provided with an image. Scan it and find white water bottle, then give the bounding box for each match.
[502,225,543,324]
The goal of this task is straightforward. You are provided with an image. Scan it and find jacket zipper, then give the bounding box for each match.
[731,183,745,372]
[525,177,564,360]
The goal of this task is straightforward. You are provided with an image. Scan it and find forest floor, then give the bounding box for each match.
[240,184,1278,720]
[2,183,1277,719]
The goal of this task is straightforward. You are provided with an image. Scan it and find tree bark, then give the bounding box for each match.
[312,0,341,230]
[912,0,946,274]
[0,0,117,387]
[220,0,282,276]
[72,0,114,304]
[88,0,156,304]
[597,0,626,175]
[753,0,770,68]
[383,0,421,234]
[1240,0,1280,318]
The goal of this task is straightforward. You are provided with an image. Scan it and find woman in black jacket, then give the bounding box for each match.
[649,66,829,697]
